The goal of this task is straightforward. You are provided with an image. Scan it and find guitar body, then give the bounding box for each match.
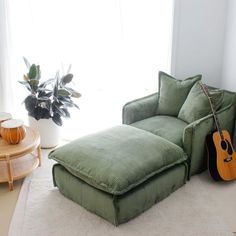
[206,130,236,181]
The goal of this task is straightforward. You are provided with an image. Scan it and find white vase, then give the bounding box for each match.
[28,116,61,148]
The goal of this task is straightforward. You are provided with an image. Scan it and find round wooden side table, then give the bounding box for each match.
[0,126,41,191]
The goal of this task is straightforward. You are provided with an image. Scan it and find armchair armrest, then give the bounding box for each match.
[183,102,236,177]
[122,93,158,125]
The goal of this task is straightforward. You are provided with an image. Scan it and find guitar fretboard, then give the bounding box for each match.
[199,82,224,140]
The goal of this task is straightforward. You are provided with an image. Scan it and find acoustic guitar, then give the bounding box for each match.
[199,82,236,181]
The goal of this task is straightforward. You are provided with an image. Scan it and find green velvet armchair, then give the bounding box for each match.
[122,90,236,177]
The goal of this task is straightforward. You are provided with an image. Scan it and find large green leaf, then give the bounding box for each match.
[38,97,50,101]
[61,108,70,118]
[45,91,53,97]
[58,89,71,96]
[58,96,71,102]
[29,79,39,86]
[23,57,31,69]
[38,88,52,93]
[29,79,39,93]
[58,97,74,107]
[72,101,79,109]
[52,113,62,126]
[61,73,73,84]
[28,64,37,79]
[60,101,74,107]
[24,95,37,113]
[18,80,32,92]
[66,87,81,98]
[34,107,51,120]
[29,79,39,90]
[52,103,66,117]
[53,73,59,97]
[62,99,79,109]
[35,65,41,80]
[18,80,29,85]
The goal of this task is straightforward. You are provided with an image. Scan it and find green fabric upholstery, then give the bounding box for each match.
[131,115,188,147]
[122,87,236,177]
[53,163,187,225]
[49,125,186,195]
[122,93,158,125]
[183,99,236,176]
[156,71,201,116]
[178,82,224,123]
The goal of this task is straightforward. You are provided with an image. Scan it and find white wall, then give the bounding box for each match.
[171,0,227,87]
[221,0,236,143]
[171,0,236,141]
[221,0,236,91]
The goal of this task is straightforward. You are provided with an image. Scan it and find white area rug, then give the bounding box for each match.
[9,150,236,236]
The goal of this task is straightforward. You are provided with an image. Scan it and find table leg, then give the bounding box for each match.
[37,145,42,167]
[6,155,14,191]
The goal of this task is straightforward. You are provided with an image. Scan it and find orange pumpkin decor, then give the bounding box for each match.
[1,119,26,144]
[0,112,12,137]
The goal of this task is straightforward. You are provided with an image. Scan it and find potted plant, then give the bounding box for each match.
[19,58,81,148]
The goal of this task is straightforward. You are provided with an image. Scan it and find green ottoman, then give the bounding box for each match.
[49,125,188,225]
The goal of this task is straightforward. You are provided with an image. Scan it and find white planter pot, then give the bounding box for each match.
[28,116,61,148]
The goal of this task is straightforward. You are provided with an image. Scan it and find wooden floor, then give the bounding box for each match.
[0,180,22,236]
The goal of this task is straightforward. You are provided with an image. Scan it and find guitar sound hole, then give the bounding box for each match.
[226,140,233,155]
[221,140,227,150]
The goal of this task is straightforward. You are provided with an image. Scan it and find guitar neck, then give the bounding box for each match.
[207,95,224,140]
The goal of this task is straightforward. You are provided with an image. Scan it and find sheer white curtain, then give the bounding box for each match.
[0,0,14,112]
[2,0,174,139]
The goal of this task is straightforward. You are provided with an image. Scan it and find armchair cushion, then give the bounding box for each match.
[131,115,188,147]
[156,71,201,116]
[178,82,224,123]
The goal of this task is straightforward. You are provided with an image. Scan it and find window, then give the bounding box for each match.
[6,0,174,139]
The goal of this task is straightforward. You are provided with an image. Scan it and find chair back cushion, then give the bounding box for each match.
[156,71,201,116]
[178,82,224,123]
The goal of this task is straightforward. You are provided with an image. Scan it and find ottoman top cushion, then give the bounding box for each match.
[49,125,186,195]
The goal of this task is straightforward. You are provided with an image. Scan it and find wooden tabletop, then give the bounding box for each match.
[0,127,40,160]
